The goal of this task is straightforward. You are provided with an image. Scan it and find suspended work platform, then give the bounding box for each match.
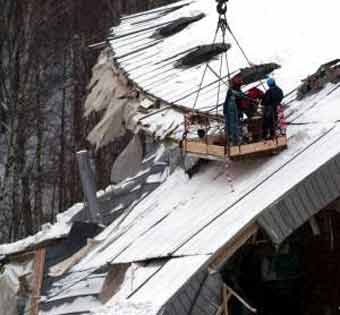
[178,0,289,162]
[183,135,288,161]
[181,112,288,161]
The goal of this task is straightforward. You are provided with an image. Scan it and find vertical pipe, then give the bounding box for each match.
[76,150,103,225]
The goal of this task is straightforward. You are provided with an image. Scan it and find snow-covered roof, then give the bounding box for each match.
[59,82,340,315]
[3,1,340,314]
[110,0,340,111]
[0,203,84,258]
[81,0,340,312]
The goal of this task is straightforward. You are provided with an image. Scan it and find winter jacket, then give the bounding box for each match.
[238,87,264,111]
[262,85,284,109]
[223,88,245,114]
[223,88,245,145]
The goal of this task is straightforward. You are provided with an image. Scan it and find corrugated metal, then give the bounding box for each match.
[39,223,106,315]
[258,153,340,244]
[128,255,210,312]
[110,0,239,111]
[110,0,340,113]
[161,269,223,315]
[75,119,340,271]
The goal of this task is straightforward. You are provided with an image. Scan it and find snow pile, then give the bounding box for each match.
[93,302,158,315]
[40,296,102,315]
[0,203,84,257]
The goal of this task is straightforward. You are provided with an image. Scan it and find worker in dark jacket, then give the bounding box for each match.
[223,77,245,145]
[262,78,284,139]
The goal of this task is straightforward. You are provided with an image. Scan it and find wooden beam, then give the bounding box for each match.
[30,248,46,315]
[76,150,103,224]
[223,285,232,315]
[183,136,288,160]
[49,239,99,277]
[309,216,321,236]
[230,136,288,157]
[99,263,130,303]
[210,223,259,270]
[224,284,257,313]
[216,306,224,315]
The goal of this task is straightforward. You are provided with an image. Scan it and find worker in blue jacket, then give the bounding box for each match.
[223,76,244,145]
[262,78,284,139]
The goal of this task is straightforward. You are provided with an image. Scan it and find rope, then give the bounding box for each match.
[225,21,252,66]
[224,20,266,90]
[193,0,229,111]
[225,45,231,82]
[192,23,220,110]
[217,52,224,115]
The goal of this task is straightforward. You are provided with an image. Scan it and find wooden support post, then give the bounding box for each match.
[30,248,46,315]
[76,150,103,224]
[223,285,232,315]
[210,224,258,270]
[309,216,321,236]
[224,284,257,313]
[216,306,224,315]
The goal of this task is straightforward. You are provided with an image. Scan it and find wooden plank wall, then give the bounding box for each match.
[30,248,46,315]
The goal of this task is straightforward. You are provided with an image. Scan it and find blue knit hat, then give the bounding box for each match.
[267,78,276,87]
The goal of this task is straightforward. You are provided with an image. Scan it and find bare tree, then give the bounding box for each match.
[0,0,179,242]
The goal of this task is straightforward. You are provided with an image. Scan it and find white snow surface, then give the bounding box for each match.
[92,256,209,315]
[111,0,340,110]
[40,296,102,315]
[74,81,340,271]
[88,88,340,314]
[86,73,340,315]
[0,203,84,257]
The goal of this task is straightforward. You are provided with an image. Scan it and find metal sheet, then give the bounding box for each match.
[258,152,340,244]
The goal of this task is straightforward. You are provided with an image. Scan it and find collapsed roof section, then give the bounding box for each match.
[18,0,340,314]
[297,59,340,100]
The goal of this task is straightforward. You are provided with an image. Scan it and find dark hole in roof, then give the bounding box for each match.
[151,13,205,38]
[43,221,103,269]
[232,63,281,85]
[175,43,231,68]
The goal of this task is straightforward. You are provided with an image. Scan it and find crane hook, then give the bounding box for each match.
[216,0,228,15]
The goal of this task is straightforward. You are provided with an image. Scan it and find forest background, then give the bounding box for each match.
[0,0,174,243]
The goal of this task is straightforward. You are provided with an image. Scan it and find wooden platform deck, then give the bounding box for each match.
[183,136,288,160]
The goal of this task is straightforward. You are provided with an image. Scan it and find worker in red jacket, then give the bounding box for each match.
[239,86,264,118]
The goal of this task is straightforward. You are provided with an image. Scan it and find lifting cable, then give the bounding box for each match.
[192,0,229,111]
[193,0,255,112]
[192,22,220,110]
[216,1,228,115]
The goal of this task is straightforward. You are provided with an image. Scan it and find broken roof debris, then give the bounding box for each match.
[233,63,281,86]
[151,13,205,39]
[175,43,231,68]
